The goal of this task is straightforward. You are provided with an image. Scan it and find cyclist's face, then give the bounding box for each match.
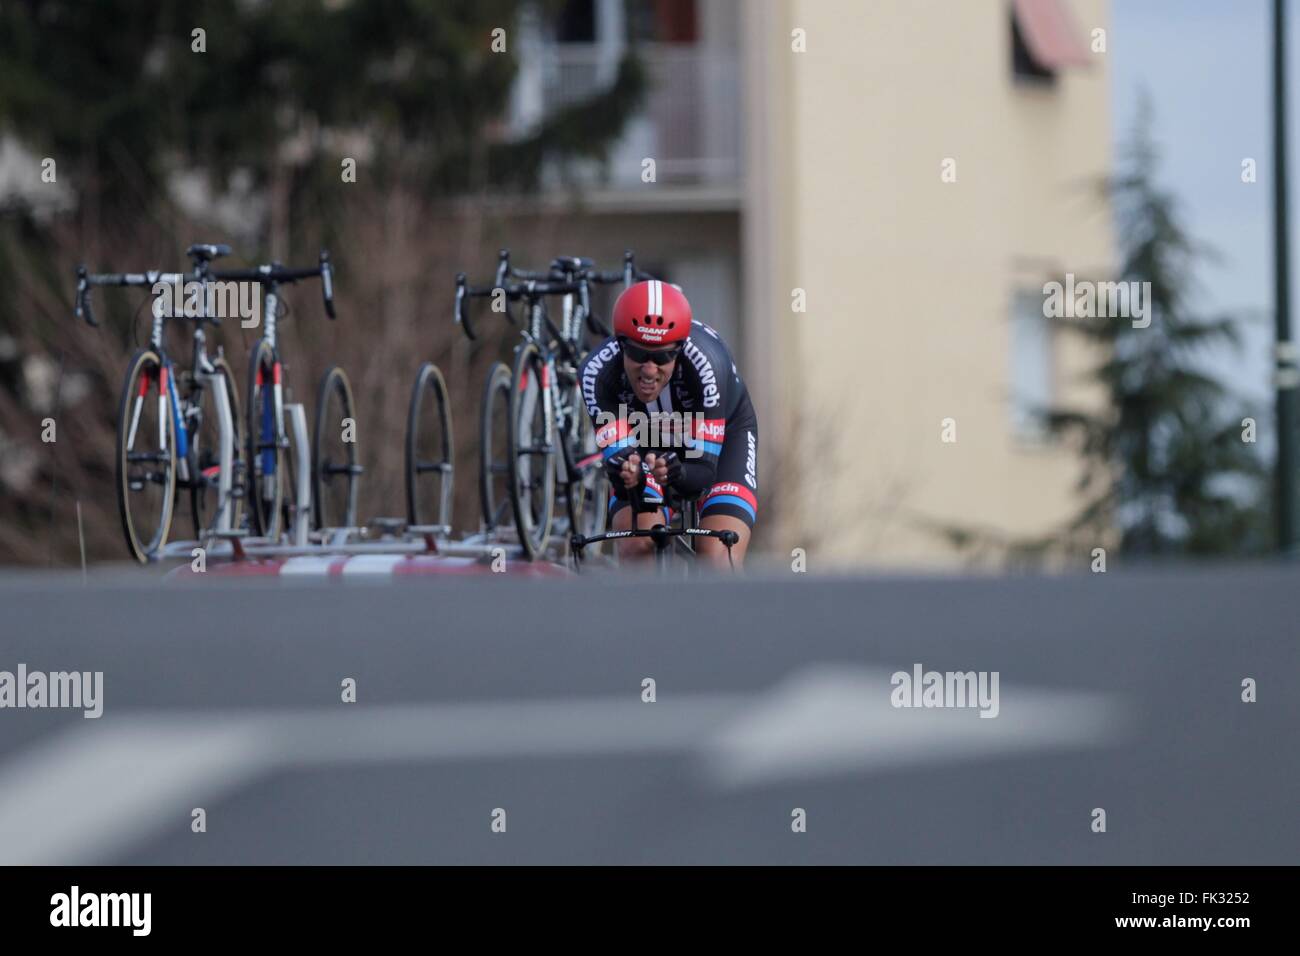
[624,347,676,402]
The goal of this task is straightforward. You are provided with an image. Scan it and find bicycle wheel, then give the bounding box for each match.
[556,377,606,539]
[115,349,177,563]
[405,361,454,530]
[245,338,284,539]
[313,365,360,530]
[189,357,244,538]
[573,392,608,538]
[479,361,512,531]
[508,342,555,559]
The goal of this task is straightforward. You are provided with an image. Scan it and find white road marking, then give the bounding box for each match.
[0,668,1127,863]
[0,695,744,865]
[700,666,1129,789]
[0,720,274,866]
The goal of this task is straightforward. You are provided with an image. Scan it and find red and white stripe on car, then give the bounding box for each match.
[167,554,570,580]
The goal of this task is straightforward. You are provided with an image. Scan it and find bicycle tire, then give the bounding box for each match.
[245,338,285,539]
[312,365,360,531]
[559,376,607,540]
[405,361,454,530]
[508,342,555,559]
[479,361,513,531]
[115,348,176,563]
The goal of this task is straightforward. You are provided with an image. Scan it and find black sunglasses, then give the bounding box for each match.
[620,338,682,366]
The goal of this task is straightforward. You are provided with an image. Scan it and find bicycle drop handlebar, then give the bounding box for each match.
[76,248,337,327]
[75,267,191,328]
[212,249,336,319]
[454,248,655,342]
[455,251,581,342]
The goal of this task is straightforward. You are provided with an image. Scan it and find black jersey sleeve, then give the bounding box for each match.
[580,339,646,503]
[670,326,736,498]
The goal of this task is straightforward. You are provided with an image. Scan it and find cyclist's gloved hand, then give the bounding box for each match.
[605,451,645,491]
[651,451,684,490]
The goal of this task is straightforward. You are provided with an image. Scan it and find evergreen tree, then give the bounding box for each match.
[1036,102,1270,561]
[0,0,644,205]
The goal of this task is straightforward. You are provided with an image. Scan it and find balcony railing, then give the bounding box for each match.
[511,42,741,188]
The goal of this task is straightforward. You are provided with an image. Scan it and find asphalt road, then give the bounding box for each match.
[0,562,1296,864]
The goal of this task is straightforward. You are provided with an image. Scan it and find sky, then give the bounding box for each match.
[1110,0,1286,408]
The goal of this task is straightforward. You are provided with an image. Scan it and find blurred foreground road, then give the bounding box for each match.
[0,563,1296,864]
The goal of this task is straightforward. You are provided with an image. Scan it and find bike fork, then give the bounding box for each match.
[163,361,189,481]
[202,362,236,533]
[541,357,555,450]
[272,361,287,452]
[127,369,149,452]
[257,361,284,477]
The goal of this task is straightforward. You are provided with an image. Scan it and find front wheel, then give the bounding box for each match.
[479,361,512,531]
[508,342,555,560]
[576,403,609,539]
[189,357,244,538]
[558,379,606,541]
[115,349,177,563]
[245,338,285,539]
[405,361,454,531]
[313,365,361,530]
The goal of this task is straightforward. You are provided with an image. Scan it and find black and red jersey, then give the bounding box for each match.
[579,322,756,514]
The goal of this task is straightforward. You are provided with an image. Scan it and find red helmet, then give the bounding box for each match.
[612,280,692,346]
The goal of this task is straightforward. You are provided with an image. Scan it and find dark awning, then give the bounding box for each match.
[1012,0,1092,70]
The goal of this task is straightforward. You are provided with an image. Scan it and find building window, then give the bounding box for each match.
[654,0,697,43]
[1009,289,1056,441]
[555,0,596,43]
[629,0,697,43]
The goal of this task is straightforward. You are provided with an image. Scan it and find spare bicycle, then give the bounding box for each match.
[211,251,361,539]
[76,243,245,562]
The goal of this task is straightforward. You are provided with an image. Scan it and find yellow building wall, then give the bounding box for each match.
[745,0,1112,567]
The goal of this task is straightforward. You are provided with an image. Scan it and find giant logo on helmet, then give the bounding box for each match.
[635,322,670,341]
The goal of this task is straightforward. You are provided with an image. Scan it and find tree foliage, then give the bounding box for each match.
[0,0,644,203]
[1038,102,1270,560]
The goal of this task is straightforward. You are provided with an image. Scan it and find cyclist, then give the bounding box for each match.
[579,279,758,568]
